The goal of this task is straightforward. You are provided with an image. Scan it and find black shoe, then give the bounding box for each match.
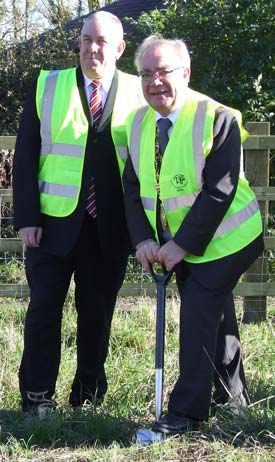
[23,391,57,420]
[152,412,202,435]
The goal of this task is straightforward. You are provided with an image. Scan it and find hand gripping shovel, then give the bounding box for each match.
[136,264,173,445]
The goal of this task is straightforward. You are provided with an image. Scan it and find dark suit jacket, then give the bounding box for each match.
[13,67,130,258]
[123,107,264,288]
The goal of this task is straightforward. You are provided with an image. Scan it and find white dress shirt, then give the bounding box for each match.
[155,107,181,137]
[83,68,115,109]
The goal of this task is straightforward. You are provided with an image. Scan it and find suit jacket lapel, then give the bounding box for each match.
[76,66,92,126]
[97,69,118,131]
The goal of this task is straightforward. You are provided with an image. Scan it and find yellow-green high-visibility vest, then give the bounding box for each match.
[36,67,143,217]
[126,88,263,263]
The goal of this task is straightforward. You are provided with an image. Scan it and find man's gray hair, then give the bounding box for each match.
[134,36,191,71]
[81,11,124,39]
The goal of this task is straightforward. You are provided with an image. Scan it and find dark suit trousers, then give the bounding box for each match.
[166,234,264,421]
[168,275,244,420]
[19,214,128,408]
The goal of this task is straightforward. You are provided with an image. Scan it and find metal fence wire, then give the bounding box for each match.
[1,131,275,322]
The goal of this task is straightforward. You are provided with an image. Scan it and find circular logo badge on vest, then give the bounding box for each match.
[172,174,188,190]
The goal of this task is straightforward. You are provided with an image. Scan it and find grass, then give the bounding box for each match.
[0,294,274,462]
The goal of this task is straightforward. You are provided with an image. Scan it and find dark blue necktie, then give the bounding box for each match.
[157,118,172,155]
[155,118,172,237]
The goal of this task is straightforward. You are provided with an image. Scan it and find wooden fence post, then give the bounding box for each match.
[243,122,270,323]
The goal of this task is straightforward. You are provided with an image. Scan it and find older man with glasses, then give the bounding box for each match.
[123,36,264,435]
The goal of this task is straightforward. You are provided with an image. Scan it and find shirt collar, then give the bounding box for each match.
[155,107,181,125]
[83,68,115,93]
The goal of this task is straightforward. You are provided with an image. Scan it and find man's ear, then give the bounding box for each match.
[183,67,191,84]
[116,40,126,60]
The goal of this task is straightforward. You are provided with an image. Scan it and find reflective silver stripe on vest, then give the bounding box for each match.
[40,70,83,158]
[164,192,199,210]
[116,146,129,160]
[41,70,59,148]
[193,100,208,188]
[130,106,148,176]
[213,198,259,239]
[141,196,155,211]
[40,143,83,157]
[39,180,78,198]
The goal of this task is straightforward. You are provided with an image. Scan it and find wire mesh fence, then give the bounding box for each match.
[1,136,275,321]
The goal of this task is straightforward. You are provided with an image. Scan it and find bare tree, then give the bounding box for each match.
[87,0,114,12]
[77,0,84,17]
[12,0,20,43]
[47,0,72,27]
[0,0,117,43]
[24,0,32,40]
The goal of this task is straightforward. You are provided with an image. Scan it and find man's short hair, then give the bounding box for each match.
[135,36,190,71]
[81,11,124,40]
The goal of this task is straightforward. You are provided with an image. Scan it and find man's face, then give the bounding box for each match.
[79,17,125,78]
[140,46,190,116]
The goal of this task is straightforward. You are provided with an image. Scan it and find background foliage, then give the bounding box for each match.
[0,0,274,134]
[0,29,79,135]
[126,0,275,130]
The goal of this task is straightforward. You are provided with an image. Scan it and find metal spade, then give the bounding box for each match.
[136,264,173,445]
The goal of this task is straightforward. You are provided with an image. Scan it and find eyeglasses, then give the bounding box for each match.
[139,66,183,82]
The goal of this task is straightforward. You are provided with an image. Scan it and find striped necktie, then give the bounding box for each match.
[86,79,102,218]
[89,79,102,128]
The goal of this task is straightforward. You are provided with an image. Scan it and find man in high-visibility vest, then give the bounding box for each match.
[123,36,264,435]
[12,11,144,418]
